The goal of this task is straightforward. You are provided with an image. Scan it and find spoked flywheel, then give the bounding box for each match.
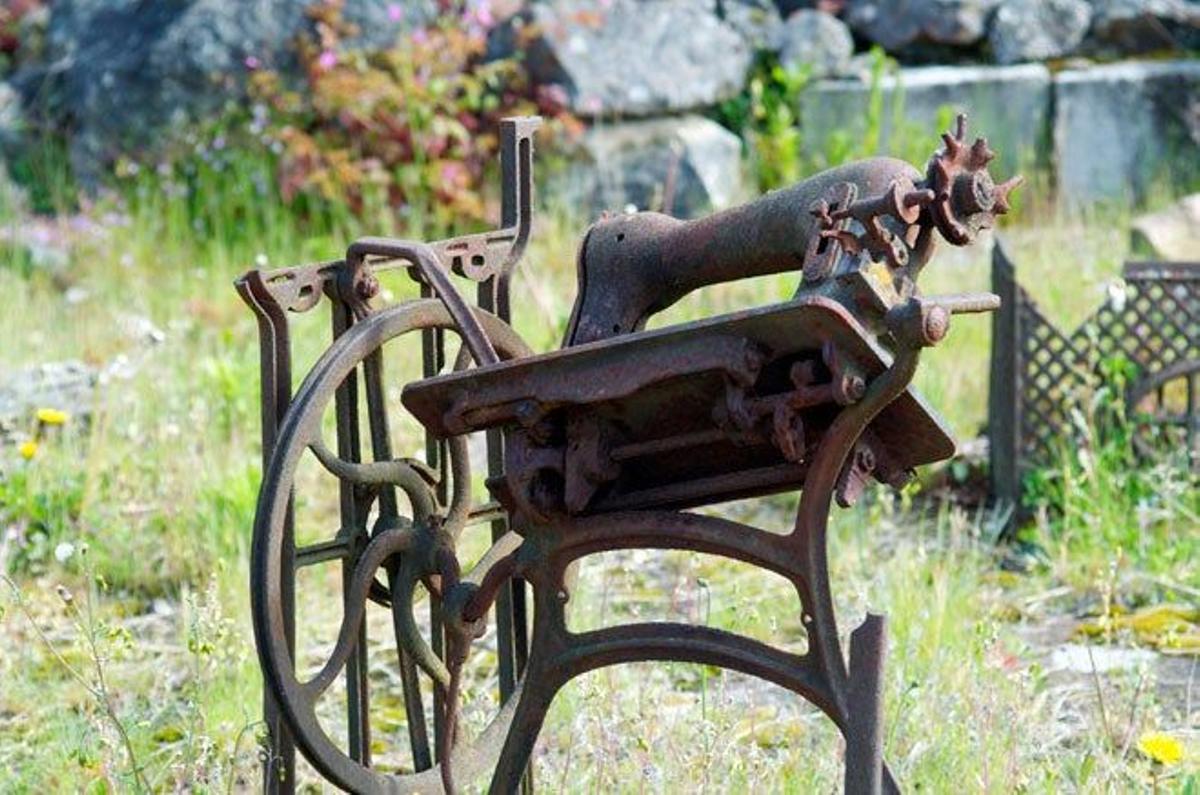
[251,298,532,793]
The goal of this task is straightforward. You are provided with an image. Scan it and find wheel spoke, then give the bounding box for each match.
[295,537,349,568]
[303,525,416,699]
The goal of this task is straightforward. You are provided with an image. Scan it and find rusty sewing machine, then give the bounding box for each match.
[239,113,1020,794]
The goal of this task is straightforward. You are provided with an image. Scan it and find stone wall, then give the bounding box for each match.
[0,0,1196,216]
[801,59,1200,206]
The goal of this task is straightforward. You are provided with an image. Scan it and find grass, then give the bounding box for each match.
[0,137,1197,793]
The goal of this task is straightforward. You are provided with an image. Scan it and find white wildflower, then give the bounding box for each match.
[1106,279,1128,312]
[54,542,75,563]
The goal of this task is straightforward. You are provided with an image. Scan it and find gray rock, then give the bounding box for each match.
[772,0,820,12]
[988,0,1092,64]
[845,0,1001,51]
[718,0,785,50]
[797,64,1053,172]
[0,82,24,154]
[0,361,97,444]
[779,11,855,77]
[520,0,752,117]
[554,115,747,219]
[1088,0,1200,54]
[32,0,437,180]
[774,0,819,13]
[1054,60,1200,204]
[1130,194,1200,259]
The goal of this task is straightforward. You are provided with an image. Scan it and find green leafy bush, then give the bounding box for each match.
[713,52,810,191]
[1022,354,1199,570]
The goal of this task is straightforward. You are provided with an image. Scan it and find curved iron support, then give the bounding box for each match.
[477,347,921,795]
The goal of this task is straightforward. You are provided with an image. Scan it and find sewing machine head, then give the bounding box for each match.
[564,113,1020,350]
[403,114,1019,521]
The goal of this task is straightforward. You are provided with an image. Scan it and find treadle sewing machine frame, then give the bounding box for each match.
[238,115,1020,794]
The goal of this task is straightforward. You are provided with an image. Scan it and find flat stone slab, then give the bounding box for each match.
[1054,59,1200,205]
[797,64,1052,173]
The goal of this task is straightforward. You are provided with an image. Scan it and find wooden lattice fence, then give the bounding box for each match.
[988,245,1199,533]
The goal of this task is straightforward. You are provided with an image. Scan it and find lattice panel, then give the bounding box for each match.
[1014,262,1200,471]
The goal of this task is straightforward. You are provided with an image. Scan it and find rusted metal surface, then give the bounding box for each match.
[240,113,1014,793]
[988,248,1199,534]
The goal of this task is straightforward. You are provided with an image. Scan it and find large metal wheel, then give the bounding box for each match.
[251,298,532,793]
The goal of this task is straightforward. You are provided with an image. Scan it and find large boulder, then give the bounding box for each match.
[844,0,1001,52]
[1054,60,1200,204]
[778,10,855,77]
[552,115,747,219]
[797,64,1053,172]
[518,0,752,117]
[988,0,1092,64]
[1087,0,1200,55]
[20,0,437,181]
[1130,194,1200,259]
[717,0,785,51]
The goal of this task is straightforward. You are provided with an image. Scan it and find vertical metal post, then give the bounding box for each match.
[989,243,1023,539]
[491,116,535,792]
[422,282,448,762]
[236,274,297,794]
[845,614,886,795]
[329,298,373,768]
[477,278,520,700]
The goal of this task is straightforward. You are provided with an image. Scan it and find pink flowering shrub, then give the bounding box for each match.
[247,0,579,232]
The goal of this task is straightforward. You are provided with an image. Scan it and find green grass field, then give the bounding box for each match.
[0,143,1197,793]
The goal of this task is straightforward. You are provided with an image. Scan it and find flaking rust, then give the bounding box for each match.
[241,113,1018,794]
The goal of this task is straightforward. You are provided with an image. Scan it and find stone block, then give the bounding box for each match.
[1054,60,1200,204]
[797,64,1052,173]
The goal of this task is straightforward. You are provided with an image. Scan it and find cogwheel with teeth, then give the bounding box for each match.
[926,113,1024,246]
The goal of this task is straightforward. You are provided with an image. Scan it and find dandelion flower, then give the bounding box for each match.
[1137,731,1184,765]
[36,407,69,425]
[18,440,37,460]
[54,542,75,563]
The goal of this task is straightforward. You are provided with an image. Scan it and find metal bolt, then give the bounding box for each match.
[923,305,950,344]
[356,273,380,301]
[845,375,866,402]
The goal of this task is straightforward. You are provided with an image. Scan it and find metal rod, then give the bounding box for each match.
[845,614,887,795]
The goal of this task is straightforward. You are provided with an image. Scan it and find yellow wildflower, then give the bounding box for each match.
[18,440,38,460]
[36,407,69,425]
[1137,731,1184,765]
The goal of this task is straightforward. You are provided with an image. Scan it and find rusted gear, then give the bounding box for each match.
[925,113,1024,246]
